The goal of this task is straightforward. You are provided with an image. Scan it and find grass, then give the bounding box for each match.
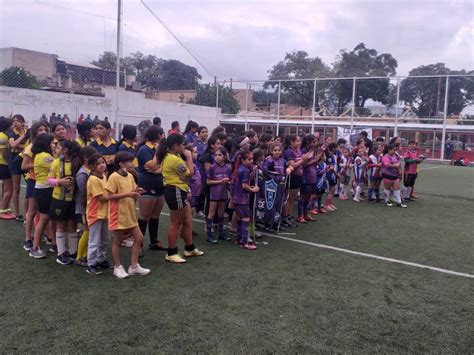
[0,163,473,353]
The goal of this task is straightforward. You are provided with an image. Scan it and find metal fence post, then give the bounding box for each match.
[350,77,356,132]
[394,77,401,137]
[276,80,281,136]
[311,79,317,135]
[440,75,450,160]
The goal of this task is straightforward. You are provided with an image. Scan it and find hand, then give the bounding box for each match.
[221,177,230,184]
[135,187,145,194]
[183,149,192,159]
[59,176,73,188]
[129,191,141,198]
[251,186,260,193]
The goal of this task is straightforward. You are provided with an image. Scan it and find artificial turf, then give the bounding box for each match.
[0,163,472,353]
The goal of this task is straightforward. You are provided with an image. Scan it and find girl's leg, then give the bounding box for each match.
[0,178,13,211]
[383,180,393,204]
[148,197,164,249]
[98,219,109,263]
[130,226,144,268]
[217,201,229,240]
[367,181,374,202]
[55,220,67,257]
[138,197,153,245]
[112,230,126,267]
[33,213,49,250]
[181,205,194,248]
[206,201,217,241]
[67,218,78,257]
[24,197,37,243]
[87,221,101,267]
[374,180,382,202]
[77,219,89,261]
[393,180,404,205]
[167,210,183,254]
[353,182,362,201]
[11,174,21,216]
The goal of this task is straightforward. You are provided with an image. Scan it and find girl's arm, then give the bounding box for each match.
[21,154,33,171]
[207,178,228,186]
[242,182,259,193]
[183,150,194,177]
[9,134,26,149]
[145,157,162,173]
[106,190,140,201]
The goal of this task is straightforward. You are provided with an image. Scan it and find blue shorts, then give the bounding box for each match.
[26,179,36,198]
[9,152,23,175]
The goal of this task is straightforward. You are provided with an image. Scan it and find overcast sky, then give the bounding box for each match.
[1,0,473,83]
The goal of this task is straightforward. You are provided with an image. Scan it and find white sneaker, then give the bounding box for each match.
[353,197,360,202]
[197,211,205,218]
[330,205,338,210]
[128,263,150,276]
[113,265,129,279]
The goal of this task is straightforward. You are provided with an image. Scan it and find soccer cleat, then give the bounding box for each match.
[197,211,206,218]
[113,265,129,279]
[15,215,24,223]
[29,248,46,259]
[353,197,361,202]
[218,233,232,241]
[74,257,88,267]
[49,245,58,253]
[241,242,257,250]
[184,248,204,257]
[23,240,33,251]
[330,205,338,210]
[310,209,319,215]
[206,237,218,244]
[397,203,408,208]
[304,215,316,222]
[56,253,73,265]
[0,212,16,220]
[297,216,308,224]
[165,253,187,263]
[86,265,103,275]
[385,201,393,207]
[319,208,328,213]
[97,260,113,269]
[128,263,151,276]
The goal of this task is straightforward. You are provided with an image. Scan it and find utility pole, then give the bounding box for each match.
[114,0,122,140]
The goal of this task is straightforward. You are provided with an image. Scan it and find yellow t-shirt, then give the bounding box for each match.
[105,172,138,230]
[75,137,91,147]
[0,132,8,166]
[22,144,34,180]
[162,153,190,192]
[34,152,54,188]
[48,158,74,201]
[86,174,108,225]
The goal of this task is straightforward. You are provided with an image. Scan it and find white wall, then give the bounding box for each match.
[0,86,220,131]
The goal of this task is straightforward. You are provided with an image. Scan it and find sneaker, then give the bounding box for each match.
[385,201,393,207]
[29,248,46,259]
[128,263,151,276]
[165,253,187,263]
[265,226,277,233]
[330,205,338,210]
[325,205,335,211]
[310,209,319,215]
[229,228,237,236]
[397,203,408,208]
[219,233,232,241]
[241,242,257,250]
[184,248,204,257]
[197,211,206,218]
[304,215,316,222]
[390,197,397,203]
[86,265,103,275]
[56,253,73,265]
[97,260,112,269]
[43,235,53,245]
[15,215,24,223]
[297,216,308,224]
[49,245,57,253]
[318,208,328,213]
[74,257,88,267]
[0,212,16,220]
[113,265,129,279]
[206,237,218,244]
[148,241,165,250]
[353,197,361,202]
[276,224,286,232]
[23,239,33,251]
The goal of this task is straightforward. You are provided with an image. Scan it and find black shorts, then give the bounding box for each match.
[382,174,398,181]
[138,173,164,197]
[328,179,338,187]
[340,176,350,185]
[0,164,11,180]
[164,186,189,210]
[287,174,303,190]
[49,199,76,221]
[9,152,23,175]
[403,173,418,187]
[26,179,36,198]
[300,184,314,195]
[34,188,53,214]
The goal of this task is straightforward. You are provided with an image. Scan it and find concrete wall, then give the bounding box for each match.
[0,86,220,131]
[0,48,57,81]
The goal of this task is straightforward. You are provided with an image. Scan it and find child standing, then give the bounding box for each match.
[48,140,81,265]
[403,141,423,201]
[206,147,232,244]
[0,117,15,220]
[352,147,367,202]
[187,145,202,237]
[367,145,383,203]
[86,154,110,275]
[381,143,407,208]
[325,142,338,211]
[314,151,328,213]
[338,147,352,200]
[298,136,318,223]
[105,151,150,278]
[232,148,259,250]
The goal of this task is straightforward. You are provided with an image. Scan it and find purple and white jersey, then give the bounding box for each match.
[284,148,303,176]
[368,154,382,179]
[338,156,351,177]
[381,153,400,177]
[315,161,328,190]
[207,162,232,201]
[262,156,287,175]
[352,155,367,181]
[303,159,317,185]
[326,153,337,181]
[232,165,252,205]
[189,162,202,197]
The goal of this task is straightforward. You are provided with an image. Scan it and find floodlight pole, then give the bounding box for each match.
[276,80,281,136]
[350,77,356,132]
[114,0,122,140]
[394,78,401,137]
[440,76,450,160]
[244,82,249,131]
[311,79,317,135]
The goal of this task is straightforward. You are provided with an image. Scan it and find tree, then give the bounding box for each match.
[188,84,240,114]
[332,43,398,114]
[264,51,332,108]
[400,63,474,120]
[92,51,202,91]
[0,66,40,89]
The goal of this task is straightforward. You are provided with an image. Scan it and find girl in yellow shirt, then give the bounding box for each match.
[105,151,150,279]
[157,133,204,264]
[0,117,14,220]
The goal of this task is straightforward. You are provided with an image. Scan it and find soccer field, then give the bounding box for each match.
[0,164,473,353]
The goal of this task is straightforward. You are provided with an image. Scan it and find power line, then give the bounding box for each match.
[140,0,214,78]
[36,0,116,20]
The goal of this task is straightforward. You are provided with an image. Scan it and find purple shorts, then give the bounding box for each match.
[233,204,250,219]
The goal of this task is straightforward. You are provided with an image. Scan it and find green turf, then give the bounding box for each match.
[0,164,472,353]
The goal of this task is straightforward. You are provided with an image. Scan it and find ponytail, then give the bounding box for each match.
[156,133,185,164]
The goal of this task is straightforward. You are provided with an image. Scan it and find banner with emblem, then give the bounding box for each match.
[254,169,287,225]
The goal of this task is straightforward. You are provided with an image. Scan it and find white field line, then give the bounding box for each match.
[19,185,472,279]
[160,212,474,279]
[419,165,447,171]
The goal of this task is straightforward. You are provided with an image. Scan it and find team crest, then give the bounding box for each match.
[265,179,278,210]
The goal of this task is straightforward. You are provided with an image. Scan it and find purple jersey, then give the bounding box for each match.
[303,159,317,185]
[184,132,199,146]
[284,148,303,176]
[207,162,232,201]
[189,162,202,197]
[232,165,252,205]
[262,156,287,175]
[315,161,327,190]
[381,153,400,177]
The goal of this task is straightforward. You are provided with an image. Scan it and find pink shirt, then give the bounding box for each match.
[403,150,419,174]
